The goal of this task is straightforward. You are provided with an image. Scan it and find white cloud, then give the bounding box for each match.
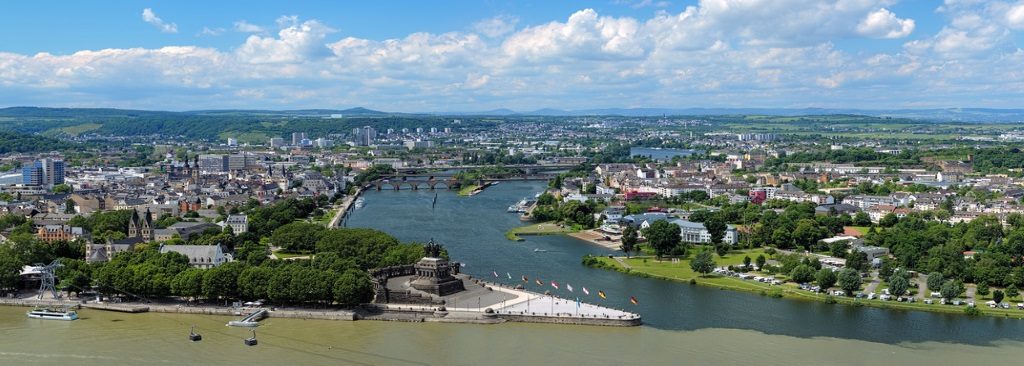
[1007,2,1024,29]
[141,8,178,33]
[857,8,915,39]
[473,15,519,38]
[237,19,336,63]
[199,27,225,37]
[233,21,265,33]
[2,5,1024,111]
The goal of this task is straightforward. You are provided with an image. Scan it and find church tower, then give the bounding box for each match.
[128,208,140,238]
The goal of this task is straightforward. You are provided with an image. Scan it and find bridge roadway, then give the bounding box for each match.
[372,173,556,191]
[394,163,577,174]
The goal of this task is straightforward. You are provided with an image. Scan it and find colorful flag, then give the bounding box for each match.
[522,275,528,282]
[493,271,498,278]
[630,296,639,305]
[507,272,512,279]
[598,290,606,299]
[582,287,590,295]
[536,279,543,286]
[566,283,574,292]
[551,281,559,290]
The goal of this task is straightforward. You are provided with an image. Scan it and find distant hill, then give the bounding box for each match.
[2,106,1024,123]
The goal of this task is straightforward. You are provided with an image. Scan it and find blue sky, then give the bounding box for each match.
[0,1,1022,111]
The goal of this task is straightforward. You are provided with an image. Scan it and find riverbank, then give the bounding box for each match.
[328,187,363,227]
[505,222,578,241]
[586,254,1024,319]
[567,230,621,250]
[458,182,497,196]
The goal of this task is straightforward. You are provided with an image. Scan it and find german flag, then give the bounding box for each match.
[597,290,606,299]
[630,296,639,305]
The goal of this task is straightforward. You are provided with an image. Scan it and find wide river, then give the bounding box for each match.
[2,181,1023,365]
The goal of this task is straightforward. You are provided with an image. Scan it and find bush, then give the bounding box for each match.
[964,306,982,316]
[824,295,837,304]
[689,278,697,285]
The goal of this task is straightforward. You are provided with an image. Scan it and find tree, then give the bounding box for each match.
[790,264,815,284]
[270,222,325,253]
[642,220,681,258]
[742,255,751,270]
[793,219,824,250]
[993,289,1005,304]
[755,254,767,270]
[1006,284,1019,299]
[837,268,862,296]
[853,211,872,226]
[0,248,24,293]
[889,275,909,297]
[976,282,990,297]
[620,226,638,258]
[333,269,373,305]
[879,213,899,227]
[845,251,869,273]
[237,266,272,300]
[940,280,963,300]
[703,215,728,247]
[926,272,944,292]
[690,250,715,276]
[816,268,837,290]
[52,183,72,194]
[171,268,204,300]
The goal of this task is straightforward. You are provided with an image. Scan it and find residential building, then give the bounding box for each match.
[22,158,65,188]
[158,244,228,269]
[225,214,248,234]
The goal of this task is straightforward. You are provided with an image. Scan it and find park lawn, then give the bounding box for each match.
[273,251,313,259]
[505,221,578,241]
[457,184,480,196]
[595,255,1024,319]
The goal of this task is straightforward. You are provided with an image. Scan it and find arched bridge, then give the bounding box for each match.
[372,175,461,191]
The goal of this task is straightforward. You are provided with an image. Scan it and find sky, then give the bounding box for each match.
[0,0,1022,112]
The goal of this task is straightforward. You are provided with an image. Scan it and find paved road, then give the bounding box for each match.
[863,271,880,294]
[915,274,929,299]
[614,257,633,269]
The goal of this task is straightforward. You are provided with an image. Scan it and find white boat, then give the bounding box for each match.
[534,248,548,253]
[354,198,365,209]
[227,320,260,327]
[26,307,78,321]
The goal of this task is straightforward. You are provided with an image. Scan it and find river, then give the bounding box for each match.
[2,181,1023,365]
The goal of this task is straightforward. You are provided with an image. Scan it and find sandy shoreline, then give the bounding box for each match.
[568,230,622,251]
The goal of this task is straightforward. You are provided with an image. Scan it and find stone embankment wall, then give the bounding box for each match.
[496,313,641,326]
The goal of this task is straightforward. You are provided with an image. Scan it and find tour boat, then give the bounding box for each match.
[26,307,78,321]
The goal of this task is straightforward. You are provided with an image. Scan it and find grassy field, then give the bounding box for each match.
[42,123,102,137]
[590,252,1024,319]
[845,226,870,235]
[272,250,313,259]
[505,222,578,241]
[457,184,480,196]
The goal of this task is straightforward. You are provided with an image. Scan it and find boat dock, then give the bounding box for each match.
[228,309,268,327]
[329,187,364,227]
